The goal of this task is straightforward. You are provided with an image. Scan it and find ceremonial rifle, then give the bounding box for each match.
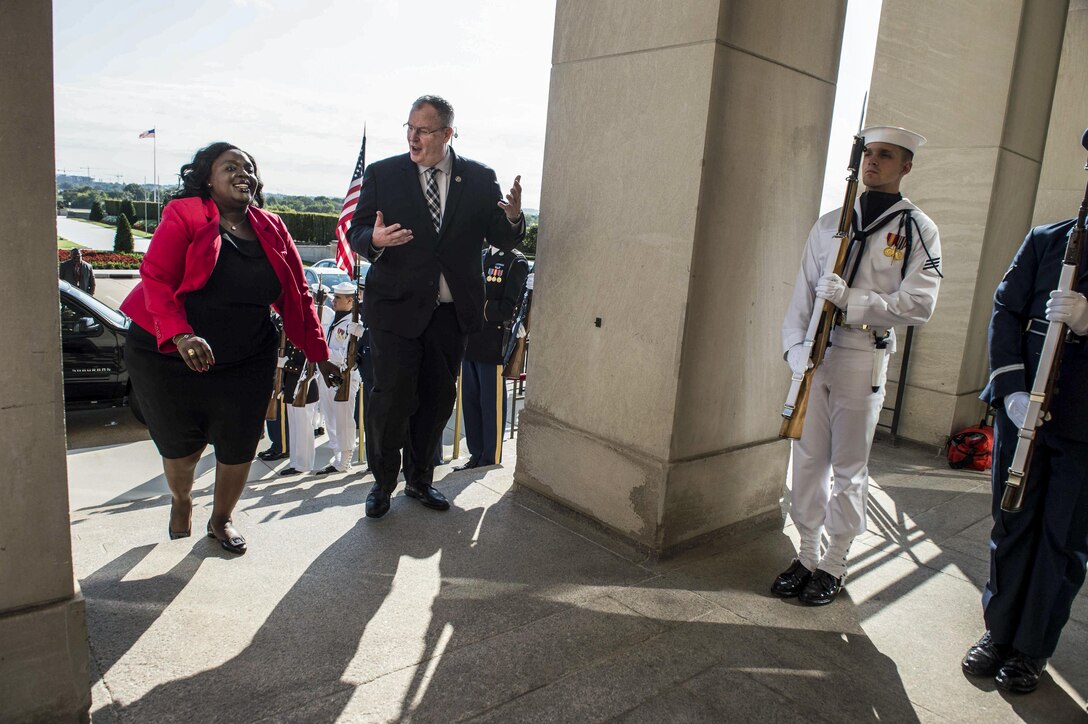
[334,253,362,402]
[293,286,326,407]
[266,321,287,420]
[779,132,866,439]
[502,283,532,379]
[1001,129,1088,512]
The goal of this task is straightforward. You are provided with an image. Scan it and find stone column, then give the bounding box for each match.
[0,3,91,721]
[865,0,1069,444]
[1034,0,1088,225]
[515,0,846,553]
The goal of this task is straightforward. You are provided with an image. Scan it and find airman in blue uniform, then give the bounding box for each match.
[963,218,1088,693]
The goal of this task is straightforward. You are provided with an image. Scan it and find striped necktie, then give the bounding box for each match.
[425,167,441,233]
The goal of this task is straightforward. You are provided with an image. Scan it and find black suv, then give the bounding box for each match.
[59,280,143,422]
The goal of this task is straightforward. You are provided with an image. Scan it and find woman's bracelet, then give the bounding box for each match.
[172,333,193,346]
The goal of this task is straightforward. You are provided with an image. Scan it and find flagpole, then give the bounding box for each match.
[153,128,158,221]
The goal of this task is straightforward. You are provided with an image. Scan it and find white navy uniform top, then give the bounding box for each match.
[782,197,942,356]
[322,311,363,385]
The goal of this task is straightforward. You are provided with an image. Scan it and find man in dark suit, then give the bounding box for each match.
[348,94,525,519]
[59,248,96,294]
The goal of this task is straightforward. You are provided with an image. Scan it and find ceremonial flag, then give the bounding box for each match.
[335,130,367,278]
[139,128,156,139]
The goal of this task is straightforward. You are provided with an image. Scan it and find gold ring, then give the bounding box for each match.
[187,348,196,357]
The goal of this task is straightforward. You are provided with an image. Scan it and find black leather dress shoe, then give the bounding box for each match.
[404,484,450,510]
[771,559,813,598]
[316,464,338,475]
[365,484,392,519]
[257,448,288,461]
[962,631,1012,677]
[995,652,1047,693]
[452,460,479,472]
[799,569,843,606]
[278,467,301,476]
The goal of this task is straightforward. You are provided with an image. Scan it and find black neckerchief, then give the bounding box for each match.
[845,191,908,285]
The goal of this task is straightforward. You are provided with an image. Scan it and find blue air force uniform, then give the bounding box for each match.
[979,218,1088,660]
[460,247,529,467]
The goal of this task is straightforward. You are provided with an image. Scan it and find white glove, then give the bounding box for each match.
[277,355,288,369]
[785,343,812,376]
[328,353,345,369]
[525,273,535,291]
[815,273,849,310]
[1045,290,1088,336]
[1004,391,1044,429]
[347,321,365,338]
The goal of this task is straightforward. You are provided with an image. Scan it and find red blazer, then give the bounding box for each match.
[121,197,329,362]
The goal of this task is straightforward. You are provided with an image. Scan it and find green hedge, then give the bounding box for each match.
[100,199,338,244]
[276,210,339,244]
[104,198,162,221]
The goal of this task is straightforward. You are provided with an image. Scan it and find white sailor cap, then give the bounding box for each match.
[331,281,357,296]
[862,126,927,155]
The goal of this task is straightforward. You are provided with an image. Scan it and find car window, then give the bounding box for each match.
[60,299,82,333]
[62,284,127,328]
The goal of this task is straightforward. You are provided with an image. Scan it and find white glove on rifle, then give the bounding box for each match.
[1004,391,1044,430]
[347,321,365,338]
[525,273,535,291]
[815,273,849,310]
[1045,290,1088,336]
[785,343,812,376]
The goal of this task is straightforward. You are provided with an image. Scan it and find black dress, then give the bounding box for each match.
[126,229,282,464]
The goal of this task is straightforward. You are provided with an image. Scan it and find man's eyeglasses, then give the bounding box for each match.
[404,123,448,138]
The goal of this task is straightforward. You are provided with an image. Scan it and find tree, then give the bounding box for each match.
[114,214,134,252]
[89,200,106,222]
[520,223,538,256]
[119,199,137,224]
[122,183,145,201]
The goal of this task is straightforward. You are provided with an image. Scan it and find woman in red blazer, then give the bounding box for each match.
[121,142,341,554]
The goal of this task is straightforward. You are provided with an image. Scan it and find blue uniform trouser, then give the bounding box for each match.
[984,407,1088,658]
[461,359,508,466]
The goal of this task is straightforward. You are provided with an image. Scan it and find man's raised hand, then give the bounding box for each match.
[371,210,413,248]
[499,175,523,222]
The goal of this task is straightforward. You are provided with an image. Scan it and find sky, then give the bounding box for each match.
[52,0,557,207]
[53,0,878,213]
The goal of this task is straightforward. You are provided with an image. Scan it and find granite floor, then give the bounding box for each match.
[65,416,1088,723]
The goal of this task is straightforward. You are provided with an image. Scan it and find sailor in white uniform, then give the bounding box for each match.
[774,126,943,605]
[318,281,364,474]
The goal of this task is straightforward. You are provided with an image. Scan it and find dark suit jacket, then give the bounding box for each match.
[347,149,525,338]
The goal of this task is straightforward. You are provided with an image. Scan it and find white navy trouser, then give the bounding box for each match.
[789,345,888,577]
[286,399,318,473]
[317,378,358,471]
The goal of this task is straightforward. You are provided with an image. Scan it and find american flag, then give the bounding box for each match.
[138,128,155,139]
[335,131,367,278]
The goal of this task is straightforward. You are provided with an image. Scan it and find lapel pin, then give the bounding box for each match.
[454,176,461,183]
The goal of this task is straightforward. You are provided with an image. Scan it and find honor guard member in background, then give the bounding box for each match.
[961,218,1088,693]
[280,290,327,476]
[258,311,290,461]
[318,281,364,474]
[775,126,942,605]
[455,246,529,470]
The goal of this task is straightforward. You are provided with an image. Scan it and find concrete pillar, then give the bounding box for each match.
[865,0,1069,444]
[516,0,846,553]
[0,3,91,721]
[1034,0,1088,225]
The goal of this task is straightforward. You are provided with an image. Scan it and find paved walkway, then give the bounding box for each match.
[58,216,151,253]
[66,426,1088,722]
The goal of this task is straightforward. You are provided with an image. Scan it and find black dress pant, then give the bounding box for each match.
[367,304,463,491]
[983,407,1088,658]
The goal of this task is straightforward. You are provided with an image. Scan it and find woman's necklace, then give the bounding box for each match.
[222,211,247,231]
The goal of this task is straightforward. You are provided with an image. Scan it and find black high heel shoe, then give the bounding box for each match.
[206,519,247,555]
[168,498,193,540]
